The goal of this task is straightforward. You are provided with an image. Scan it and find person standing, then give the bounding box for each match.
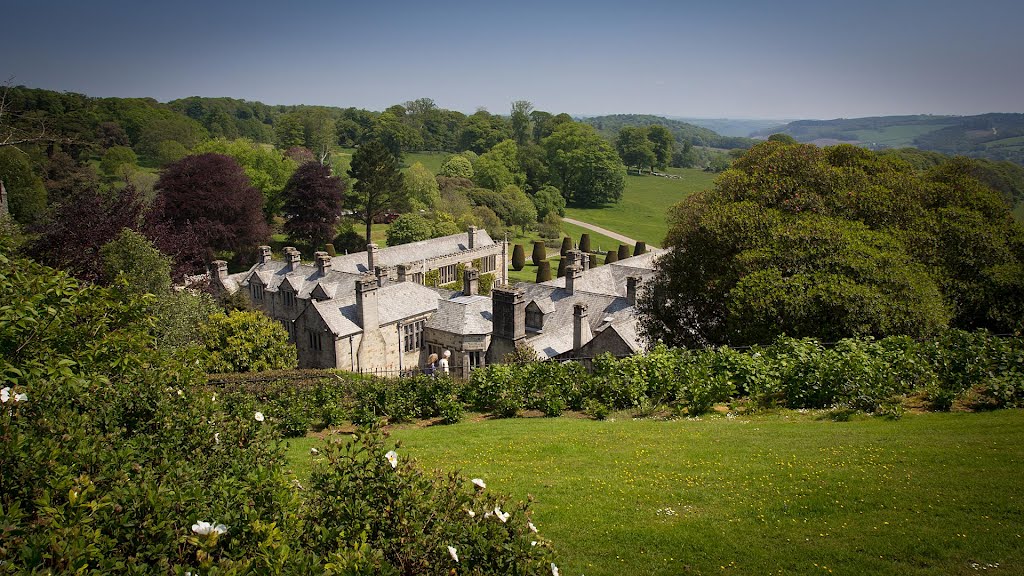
[439,350,451,375]
[424,353,438,377]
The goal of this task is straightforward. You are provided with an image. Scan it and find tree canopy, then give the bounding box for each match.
[542,123,625,206]
[153,153,268,260]
[639,141,1024,348]
[346,141,406,243]
[281,161,346,249]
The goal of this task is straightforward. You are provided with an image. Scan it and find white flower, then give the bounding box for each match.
[466,509,475,517]
[531,540,537,546]
[254,411,265,422]
[211,393,217,402]
[192,521,228,535]
[14,392,27,403]
[447,545,459,563]
[471,478,486,489]
[528,521,538,533]
[494,506,510,523]
[484,511,493,519]
[551,563,560,576]
[384,450,398,469]
[176,389,184,397]
[1,387,9,403]
[214,433,220,444]
[310,447,319,455]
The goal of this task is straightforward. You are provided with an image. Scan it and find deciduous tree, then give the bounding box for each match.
[153,153,268,258]
[543,123,625,206]
[282,161,346,249]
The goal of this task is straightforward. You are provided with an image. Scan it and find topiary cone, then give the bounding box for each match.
[633,241,646,256]
[532,241,546,266]
[536,260,552,282]
[560,236,572,256]
[579,233,591,253]
[605,250,618,265]
[512,244,525,271]
[325,243,337,257]
[589,253,600,267]
[557,257,567,277]
[617,244,630,260]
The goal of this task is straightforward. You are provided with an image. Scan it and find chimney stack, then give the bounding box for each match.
[355,274,379,330]
[467,225,477,249]
[626,276,640,306]
[315,251,331,276]
[486,285,526,364]
[463,265,479,296]
[397,264,408,283]
[565,264,582,295]
[283,247,300,272]
[258,245,272,265]
[573,303,592,356]
[367,243,379,273]
[209,260,229,290]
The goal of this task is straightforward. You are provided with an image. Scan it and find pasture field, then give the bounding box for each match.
[564,169,715,248]
[403,150,449,174]
[850,124,956,148]
[287,410,1024,576]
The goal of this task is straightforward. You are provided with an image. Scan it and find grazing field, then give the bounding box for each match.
[403,150,449,174]
[287,410,1024,576]
[850,124,957,148]
[564,168,715,247]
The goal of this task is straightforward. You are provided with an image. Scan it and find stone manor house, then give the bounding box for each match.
[211,226,658,376]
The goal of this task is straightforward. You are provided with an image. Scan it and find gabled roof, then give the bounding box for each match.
[308,281,449,338]
[425,295,493,335]
[540,250,661,297]
[330,230,496,274]
[515,282,633,359]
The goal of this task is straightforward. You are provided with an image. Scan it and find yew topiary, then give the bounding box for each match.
[532,241,546,266]
[512,244,526,271]
[536,260,552,282]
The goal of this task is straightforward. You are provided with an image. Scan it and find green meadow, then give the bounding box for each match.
[287,410,1024,576]
[564,168,716,247]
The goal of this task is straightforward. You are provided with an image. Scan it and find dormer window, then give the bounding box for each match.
[282,289,296,307]
[251,283,264,301]
[525,302,544,331]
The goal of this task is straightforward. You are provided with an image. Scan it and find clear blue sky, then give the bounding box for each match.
[3,0,1022,119]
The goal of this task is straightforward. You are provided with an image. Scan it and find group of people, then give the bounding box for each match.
[423,350,450,377]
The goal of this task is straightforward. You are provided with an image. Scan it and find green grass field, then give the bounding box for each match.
[403,150,449,174]
[850,124,956,148]
[286,410,1024,576]
[564,169,715,248]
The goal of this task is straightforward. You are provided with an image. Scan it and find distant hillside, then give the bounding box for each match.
[668,117,789,138]
[756,113,1024,165]
[581,114,756,150]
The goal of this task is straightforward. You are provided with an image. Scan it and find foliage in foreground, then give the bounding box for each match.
[0,254,553,574]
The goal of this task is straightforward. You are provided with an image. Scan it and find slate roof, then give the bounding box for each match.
[330,230,495,274]
[310,281,449,338]
[236,260,363,300]
[540,251,661,297]
[425,295,493,335]
[516,282,633,359]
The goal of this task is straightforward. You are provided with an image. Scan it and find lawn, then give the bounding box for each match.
[286,410,1024,576]
[564,168,715,248]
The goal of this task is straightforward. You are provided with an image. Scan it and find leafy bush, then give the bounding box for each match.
[199,310,298,373]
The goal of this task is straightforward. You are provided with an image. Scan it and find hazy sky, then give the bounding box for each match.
[3,0,1022,119]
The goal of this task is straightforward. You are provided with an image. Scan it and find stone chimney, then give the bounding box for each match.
[397,264,408,283]
[283,247,300,272]
[573,303,592,356]
[367,243,379,273]
[626,276,640,306]
[354,274,379,330]
[315,251,331,276]
[355,274,386,371]
[487,285,526,364]
[463,265,479,296]
[467,225,477,249]
[565,264,582,295]
[209,260,229,290]
[258,245,272,265]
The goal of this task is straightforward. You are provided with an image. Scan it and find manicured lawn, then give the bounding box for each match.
[564,168,715,248]
[286,410,1024,576]
[559,221,626,256]
[403,150,449,174]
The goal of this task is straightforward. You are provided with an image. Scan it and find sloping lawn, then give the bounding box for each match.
[287,410,1024,575]
[564,168,716,247]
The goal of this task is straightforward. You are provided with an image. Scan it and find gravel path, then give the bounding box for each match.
[562,217,641,246]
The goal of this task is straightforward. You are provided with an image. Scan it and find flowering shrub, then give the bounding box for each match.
[0,255,557,574]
